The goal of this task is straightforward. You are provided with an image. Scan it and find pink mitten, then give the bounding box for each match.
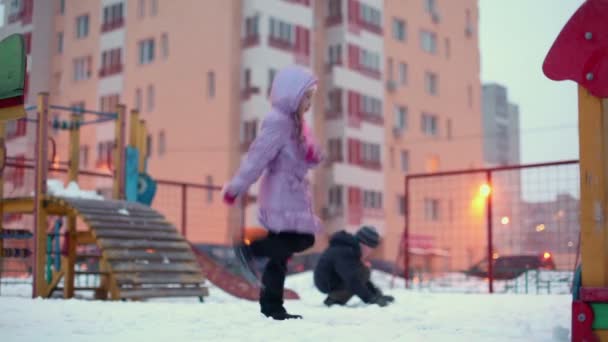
[223,191,237,205]
[305,144,321,163]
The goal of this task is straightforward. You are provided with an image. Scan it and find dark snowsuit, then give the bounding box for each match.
[313,231,384,304]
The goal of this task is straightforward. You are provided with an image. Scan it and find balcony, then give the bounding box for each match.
[98,64,123,78]
[241,86,260,101]
[101,18,125,33]
[326,14,343,27]
[242,34,260,49]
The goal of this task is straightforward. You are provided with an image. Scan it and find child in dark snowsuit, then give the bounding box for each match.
[314,226,394,307]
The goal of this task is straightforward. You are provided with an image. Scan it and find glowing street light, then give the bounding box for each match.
[501,216,510,225]
[479,184,492,197]
[536,224,546,232]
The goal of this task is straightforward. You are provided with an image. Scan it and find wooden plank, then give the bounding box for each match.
[82,215,170,226]
[579,89,608,287]
[76,208,164,219]
[75,271,108,275]
[119,287,208,299]
[92,229,183,241]
[110,262,201,273]
[103,250,196,262]
[1,197,34,214]
[87,223,175,232]
[76,231,96,245]
[114,272,206,285]
[60,198,148,210]
[98,238,190,250]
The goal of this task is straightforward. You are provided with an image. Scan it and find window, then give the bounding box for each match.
[465,9,474,36]
[399,63,408,85]
[100,48,122,76]
[242,120,257,144]
[243,68,251,89]
[426,154,440,172]
[158,130,166,156]
[244,15,259,38]
[73,56,91,81]
[207,71,215,98]
[268,68,276,90]
[422,113,438,136]
[161,33,169,59]
[328,44,342,65]
[135,88,142,111]
[150,0,158,16]
[269,17,295,46]
[363,190,383,209]
[147,84,155,112]
[395,106,407,130]
[76,15,90,39]
[360,142,381,166]
[206,175,214,203]
[400,150,409,172]
[446,119,452,140]
[424,198,440,221]
[99,94,119,112]
[359,3,382,29]
[59,0,65,15]
[80,145,89,168]
[398,195,406,215]
[138,39,155,64]
[359,95,382,117]
[392,18,406,41]
[445,38,451,59]
[57,32,63,54]
[328,138,342,162]
[328,0,341,17]
[425,72,438,96]
[327,89,342,113]
[328,186,343,208]
[97,140,114,167]
[420,30,437,54]
[146,134,153,158]
[425,0,437,14]
[102,3,124,32]
[138,0,146,18]
[359,48,381,73]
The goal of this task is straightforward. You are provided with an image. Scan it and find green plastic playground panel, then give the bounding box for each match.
[0,34,26,101]
[592,303,608,330]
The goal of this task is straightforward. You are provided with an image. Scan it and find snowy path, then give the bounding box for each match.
[0,272,572,342]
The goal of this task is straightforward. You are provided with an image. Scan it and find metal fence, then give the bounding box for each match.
[399,160,580,294]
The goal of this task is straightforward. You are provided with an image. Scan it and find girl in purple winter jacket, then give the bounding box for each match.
[223,65,323,320]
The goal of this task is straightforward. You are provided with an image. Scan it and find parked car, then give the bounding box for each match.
[465,253,556,280]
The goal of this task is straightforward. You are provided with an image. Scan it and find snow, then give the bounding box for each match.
[117,208,130,215]
[0,271,572,342]
[46,179,104,200]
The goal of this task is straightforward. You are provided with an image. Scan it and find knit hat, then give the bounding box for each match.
[355,226,380,248]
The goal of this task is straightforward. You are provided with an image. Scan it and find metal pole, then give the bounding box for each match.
[181,184,187,238]
[486,170,494,294]
[33,93,49,298]
[404,176,410,289]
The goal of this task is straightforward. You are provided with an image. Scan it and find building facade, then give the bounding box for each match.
[1,0,483,263]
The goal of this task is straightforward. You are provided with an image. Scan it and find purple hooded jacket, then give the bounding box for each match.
[224,66,323,235]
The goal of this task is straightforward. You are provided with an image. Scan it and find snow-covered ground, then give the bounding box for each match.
[0,271,572,342]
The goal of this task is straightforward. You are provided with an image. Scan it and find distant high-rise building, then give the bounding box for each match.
[482,83,520,166]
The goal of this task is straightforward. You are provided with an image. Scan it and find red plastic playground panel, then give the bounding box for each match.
[543,0,608,98]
